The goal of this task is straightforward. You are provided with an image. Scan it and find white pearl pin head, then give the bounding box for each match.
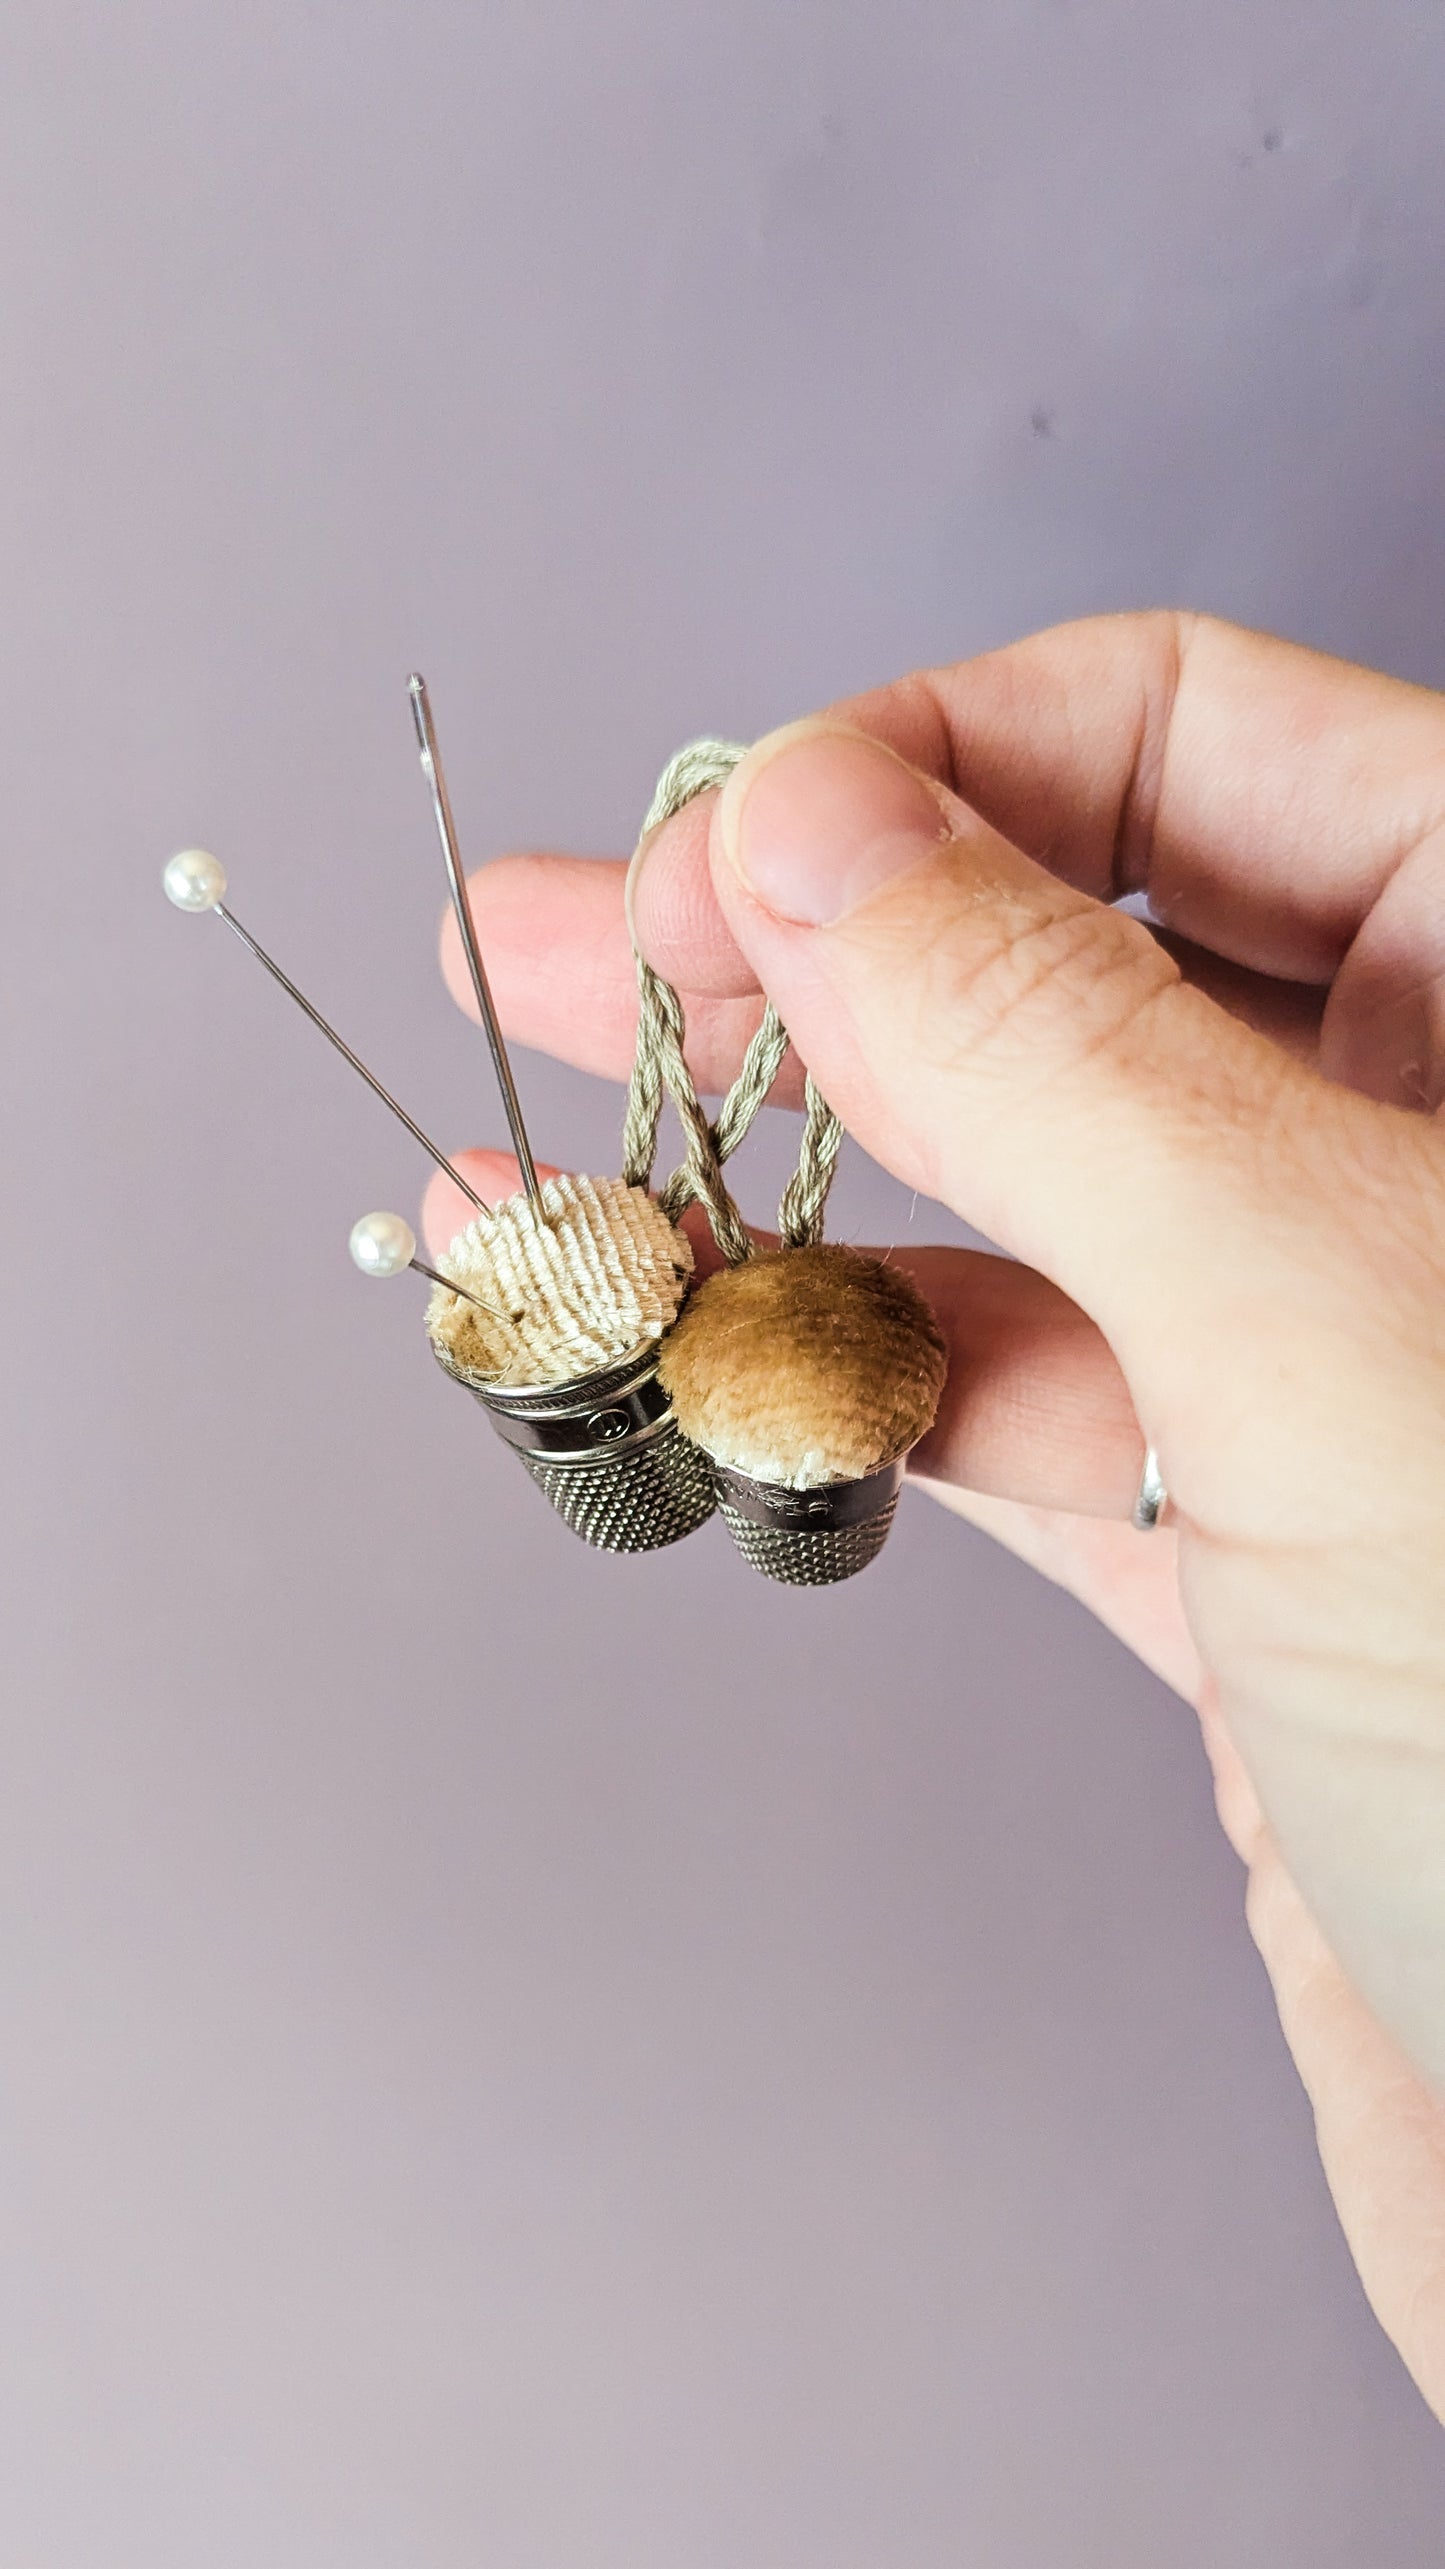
[349,1211,417,1278]
[163,848,227,911]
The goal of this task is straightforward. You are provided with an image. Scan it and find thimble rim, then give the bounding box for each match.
[713,1452,907,1531]
[432,1337,664,1410]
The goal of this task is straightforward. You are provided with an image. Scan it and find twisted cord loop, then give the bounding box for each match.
[621,739,843,1262]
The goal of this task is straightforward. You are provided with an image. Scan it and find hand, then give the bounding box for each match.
[424,613,1445,2418]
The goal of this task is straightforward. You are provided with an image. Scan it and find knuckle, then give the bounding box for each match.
[1302,1094,1445,1321]
[906,891,1179,1087]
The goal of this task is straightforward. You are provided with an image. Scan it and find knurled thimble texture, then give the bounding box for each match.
[717,1489,900,1585]
[515,1426,718,1553]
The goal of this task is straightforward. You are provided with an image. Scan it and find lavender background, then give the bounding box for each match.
[5,3,1445,2559]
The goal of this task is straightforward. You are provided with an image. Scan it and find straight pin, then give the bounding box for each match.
[407,673,548,1223]
[161,848,489,1213]
[348,1211,509,1318]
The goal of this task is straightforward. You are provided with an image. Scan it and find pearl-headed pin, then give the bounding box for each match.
[348,1210,503,1316]
[162,848,228,911]
[162,852,489,1213]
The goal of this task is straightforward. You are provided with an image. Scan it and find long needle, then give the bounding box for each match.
[213,901,489,1212]
[407,673,547,1222]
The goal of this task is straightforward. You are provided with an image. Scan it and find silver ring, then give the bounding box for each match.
[1132,1446,1168,1531]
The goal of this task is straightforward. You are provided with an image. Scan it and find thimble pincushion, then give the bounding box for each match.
[427,1173,716,1552]
[658,1242,944,1484]
[659,1243,947,1583]
[426,1172,689,1388]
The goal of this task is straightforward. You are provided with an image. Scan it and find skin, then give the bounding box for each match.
[422,613,1445,2420]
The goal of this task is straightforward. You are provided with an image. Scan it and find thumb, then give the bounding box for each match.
[707,719,1381,1473]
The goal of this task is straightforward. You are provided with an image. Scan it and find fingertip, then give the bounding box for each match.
[712,719,954,929]
[437,865,499,1027]
[627,793,761,999]
[712,717,861,878]
[437,896,471,1021]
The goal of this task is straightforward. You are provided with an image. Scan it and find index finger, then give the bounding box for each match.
[443,613,1445,1103]
[833,610,1445,982]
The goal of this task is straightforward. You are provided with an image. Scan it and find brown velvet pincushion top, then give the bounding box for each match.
[658,1241,947,1489]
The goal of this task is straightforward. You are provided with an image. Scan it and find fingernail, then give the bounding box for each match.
[718,723,951,926]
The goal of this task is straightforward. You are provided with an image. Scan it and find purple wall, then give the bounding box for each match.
[5,4,1445,2558]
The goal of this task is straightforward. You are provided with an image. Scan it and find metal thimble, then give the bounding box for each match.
[437,1343,716,1553]
[711,1455,907,1586]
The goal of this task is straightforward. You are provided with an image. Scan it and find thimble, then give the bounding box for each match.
[425,1171,716,1553]
[658,1243,947,1586]
[711,1456,906,1587]
[441,1344,715,1552]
